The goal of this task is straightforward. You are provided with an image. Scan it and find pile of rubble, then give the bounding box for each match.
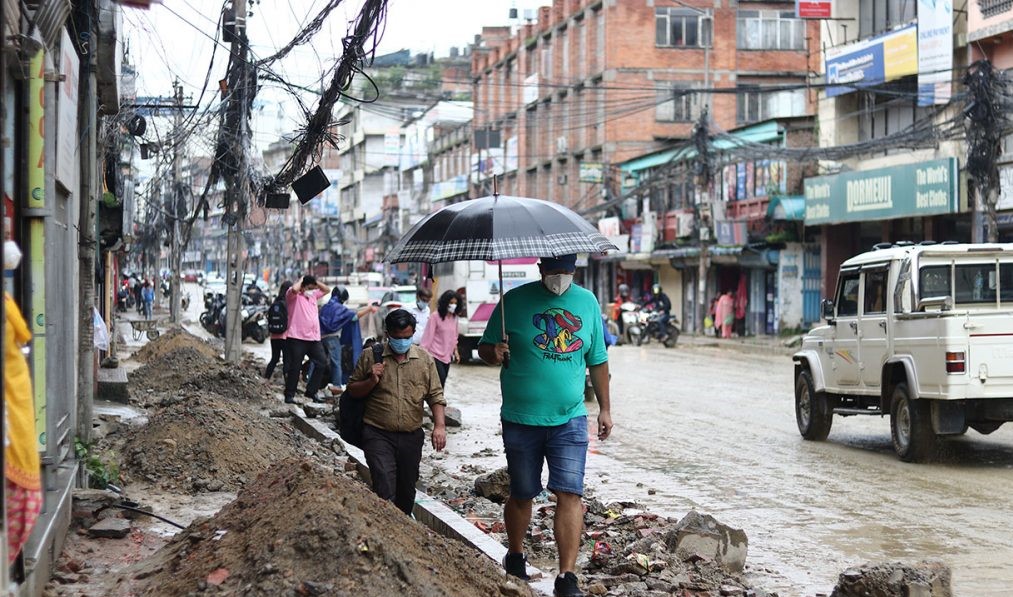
[114,459,534,597]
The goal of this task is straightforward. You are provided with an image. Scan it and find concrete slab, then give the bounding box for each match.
[96,367,130,404]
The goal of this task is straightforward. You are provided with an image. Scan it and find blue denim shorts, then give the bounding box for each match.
[501,415,589,500]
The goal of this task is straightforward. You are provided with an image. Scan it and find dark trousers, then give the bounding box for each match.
[264,338,289,379]
[361,424,424,516]
[433,359,450,388]
[284,338,327,399]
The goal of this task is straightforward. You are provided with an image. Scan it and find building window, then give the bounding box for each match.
[736,87,806,123]
[656,84,696,122]
[858,0,916,39]
[736,11,805,50]
[980,0,1013,18]
[656,8,712,48]
[857,85,929,142]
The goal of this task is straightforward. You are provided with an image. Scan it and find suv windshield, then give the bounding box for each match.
[919,263,1013,304]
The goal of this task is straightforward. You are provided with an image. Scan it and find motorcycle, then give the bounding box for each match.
[215,304,269,343]
[200,293,227,337]
[116,287,135,312]
[640,308,680,348]
[619,301,643,346]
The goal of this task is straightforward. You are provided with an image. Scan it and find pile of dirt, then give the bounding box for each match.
[133,328,219,364]
[115,459,533,597]
[130,347,274,403]
[116,393,335,493]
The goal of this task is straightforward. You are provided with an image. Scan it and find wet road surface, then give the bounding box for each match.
[436,343,1013,596]
[169,288,1013,595]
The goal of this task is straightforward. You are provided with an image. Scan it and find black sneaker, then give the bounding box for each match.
[502,552,529,581]
[554,572,583,597]
[284,397,297,404]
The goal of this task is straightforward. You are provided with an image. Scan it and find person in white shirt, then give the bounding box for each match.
[406,286,432,345]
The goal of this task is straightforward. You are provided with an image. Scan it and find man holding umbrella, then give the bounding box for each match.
[479,253,612,597]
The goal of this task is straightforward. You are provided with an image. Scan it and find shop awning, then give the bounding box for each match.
[767,195,806,221]
[620,122,785,176]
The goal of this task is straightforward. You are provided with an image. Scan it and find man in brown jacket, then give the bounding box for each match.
[346,309,447,515]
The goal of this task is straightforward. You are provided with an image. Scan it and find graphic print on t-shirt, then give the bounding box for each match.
[532,308,584,354]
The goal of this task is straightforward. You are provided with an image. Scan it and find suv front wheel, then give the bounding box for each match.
[890,383,936,462]
[795,367,833,441]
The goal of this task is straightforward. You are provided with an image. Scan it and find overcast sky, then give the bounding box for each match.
[123,0,544,158]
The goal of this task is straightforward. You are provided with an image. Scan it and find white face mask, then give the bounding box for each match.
[4,240,22,271]
[448,303,457,313]
[543,273,574,296]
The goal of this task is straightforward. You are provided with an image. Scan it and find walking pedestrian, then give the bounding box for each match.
[3,241,42,564]
[346,309,447,515]
[264,281,292,380]
[283,275,331,404]
[420,289,463,388]
[478,253,612,597]
[140,280,154,320]
[405,286,432,345]
[319,286,376,394]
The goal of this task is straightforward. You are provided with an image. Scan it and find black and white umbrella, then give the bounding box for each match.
[384,194,618,365]
[384,194,617,264]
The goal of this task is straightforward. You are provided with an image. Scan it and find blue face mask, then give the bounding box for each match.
[388,337,412,354]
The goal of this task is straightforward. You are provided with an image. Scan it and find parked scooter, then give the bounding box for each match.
[200,293,227,337]
[215,304,269,343]
[619,301,642,346]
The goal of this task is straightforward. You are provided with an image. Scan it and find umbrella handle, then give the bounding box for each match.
[503,349,510,369]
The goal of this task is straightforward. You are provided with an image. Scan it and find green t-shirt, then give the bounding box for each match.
[481,280,608,426]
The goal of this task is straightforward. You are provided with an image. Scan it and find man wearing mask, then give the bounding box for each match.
[406,286,432,345]
[478,254,612,597]
[346,309,447,516]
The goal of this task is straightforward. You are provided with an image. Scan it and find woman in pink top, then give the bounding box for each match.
[420,290,463,388]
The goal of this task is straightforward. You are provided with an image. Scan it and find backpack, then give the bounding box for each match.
[267,299,288,334]
[338,341,384,448]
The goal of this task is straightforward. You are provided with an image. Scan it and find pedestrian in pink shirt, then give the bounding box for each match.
[420,290,463,388]
[284,275,331,403]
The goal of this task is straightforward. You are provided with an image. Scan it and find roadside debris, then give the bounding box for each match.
[830,561,952,597]
[115,459,534,597]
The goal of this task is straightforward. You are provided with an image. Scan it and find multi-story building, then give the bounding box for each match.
[470,0,820,332]
[471,0,819,208]
[809,0,969,295]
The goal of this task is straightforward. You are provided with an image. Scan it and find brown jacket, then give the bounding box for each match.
[349,343,446,432]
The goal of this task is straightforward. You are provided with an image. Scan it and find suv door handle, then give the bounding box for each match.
[879,320,887,330]
[849,321,858,332]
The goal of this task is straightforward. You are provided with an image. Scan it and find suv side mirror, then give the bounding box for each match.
[917,295,953,312]
[822,298,836,321]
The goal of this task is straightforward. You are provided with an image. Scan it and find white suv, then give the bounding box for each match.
[793,243,1013,461]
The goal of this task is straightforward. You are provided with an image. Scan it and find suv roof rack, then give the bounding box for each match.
[940,240,960,245]
[872,242,893,251]
[893,241,915,247]
[918,240,938,246]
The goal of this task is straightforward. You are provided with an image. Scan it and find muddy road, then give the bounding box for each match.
[436,344,1013,596]
[172,287,1012,595]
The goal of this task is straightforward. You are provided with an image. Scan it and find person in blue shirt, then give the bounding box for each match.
[319,286,376,394]
[140,280,155,320]
[478,254,612,597]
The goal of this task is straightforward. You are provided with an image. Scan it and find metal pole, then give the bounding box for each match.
[224,0,248,363]
[169,80,184,324]
[77,25,99,445]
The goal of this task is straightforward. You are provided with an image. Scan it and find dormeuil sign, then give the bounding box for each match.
[803,158,959,225]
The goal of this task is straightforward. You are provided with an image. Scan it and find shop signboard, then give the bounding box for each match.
[825,23,917,97]
[917,0,953,106]
[803,157,959,225]
[796,0,832,18]
[579,161,605,183]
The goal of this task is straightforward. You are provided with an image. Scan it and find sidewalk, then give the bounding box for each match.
[675,332,800,356]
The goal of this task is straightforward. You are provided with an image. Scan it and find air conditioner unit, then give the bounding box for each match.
[556,136,568,155]
[557,175,568,185]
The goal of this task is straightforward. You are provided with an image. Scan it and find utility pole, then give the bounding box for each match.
[77,24,100,445]
[169,79,184,324]
[224,0,248,363]
[694,108,712,335]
